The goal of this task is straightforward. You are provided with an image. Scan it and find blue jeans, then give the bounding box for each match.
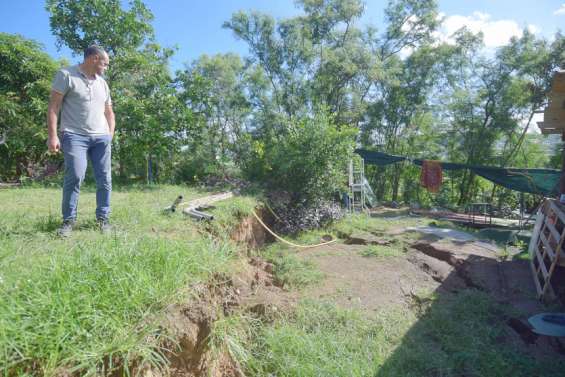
[62,132,112,221]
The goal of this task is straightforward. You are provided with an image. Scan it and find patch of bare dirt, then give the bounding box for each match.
[411,239,540,306]
[406,249,467,291]
[297,242,441,311]
[342,231,395,246]
[230,209,274,250]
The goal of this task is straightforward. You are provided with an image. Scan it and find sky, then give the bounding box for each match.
[1,0,564,73]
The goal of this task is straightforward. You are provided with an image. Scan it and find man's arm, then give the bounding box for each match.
[47,90,64,153]
[105,103,115,137]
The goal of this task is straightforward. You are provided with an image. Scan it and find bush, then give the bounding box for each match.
[241,111,357,203]
[174,146,224,183]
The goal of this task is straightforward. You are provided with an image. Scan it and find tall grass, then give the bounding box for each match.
[0,185,239,375]
[242,292,565,377]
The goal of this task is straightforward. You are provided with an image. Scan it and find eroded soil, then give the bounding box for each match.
[133,210,565,376]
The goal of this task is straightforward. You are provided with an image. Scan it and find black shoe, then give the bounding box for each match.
[97,218,112,234]
[57,220,75,238]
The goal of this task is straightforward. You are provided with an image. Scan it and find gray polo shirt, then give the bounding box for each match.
[52,65,112,135]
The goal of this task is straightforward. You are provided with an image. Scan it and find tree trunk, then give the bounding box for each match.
[146,155,153,184]
[457,170,469,206]
[503,109,536,166]
[392,169,401,202]
[118,138,126,178]
[458,171,476,206]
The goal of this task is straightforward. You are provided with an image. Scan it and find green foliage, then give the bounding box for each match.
[242,111,356,202]
[46,0,190,184]
[224,0,381,126]
[46,0,154,56]
[263,247,324,289]
[173,147,223,183]
[383,0,440,57]
[175,53,251,181]
[110,45,188,183]
[360,242,404,258]
[0,33,60,181]
[3,0,565,208]
[363,25,565,207]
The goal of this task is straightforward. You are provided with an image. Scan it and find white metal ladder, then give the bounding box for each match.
[348,159,366,212]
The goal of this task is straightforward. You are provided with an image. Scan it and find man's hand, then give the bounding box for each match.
[47,90,63,153]
[47,136,61,153]
[105,103,115,139]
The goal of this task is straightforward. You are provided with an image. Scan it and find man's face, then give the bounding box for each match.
[93,53,109,76]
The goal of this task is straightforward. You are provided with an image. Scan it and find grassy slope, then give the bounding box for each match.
[0,185,255,376]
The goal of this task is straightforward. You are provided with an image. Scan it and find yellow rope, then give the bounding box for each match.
[251,210,337,249]
[262,201,283,222]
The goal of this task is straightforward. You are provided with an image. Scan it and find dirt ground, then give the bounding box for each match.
[290,215,565,361]
[299,241,440,311]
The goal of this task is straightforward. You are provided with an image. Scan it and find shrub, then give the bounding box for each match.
[241,111,357,203]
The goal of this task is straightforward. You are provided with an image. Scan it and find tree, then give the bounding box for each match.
[46,0,153,57]
[111,45,185,182]
[221,0,444,202]
[175,53,251,180]
[0,33,60,180]
[496,30,565,166]
[223,0,380,126]
[380,0,440,59]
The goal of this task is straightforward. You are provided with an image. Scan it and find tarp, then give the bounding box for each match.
[355,149,560,196]
[355,150,407,166]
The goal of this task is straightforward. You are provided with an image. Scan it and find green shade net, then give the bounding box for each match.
[468,167,558,196]
[355,149,406,166]
[355,149,560,196]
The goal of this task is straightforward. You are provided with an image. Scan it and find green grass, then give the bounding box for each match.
[0,185,241,376]
[238,213,564,376]
[242,292,565,377]
[261,243,324,289]
[205,195,258,238]
[207,313,260,367]
[244,300,383,376]
[359,242,405,258]
[330,213,430,238]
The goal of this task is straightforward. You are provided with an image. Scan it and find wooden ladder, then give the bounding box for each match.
[529,199,565,300]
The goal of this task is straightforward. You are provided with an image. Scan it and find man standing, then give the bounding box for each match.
[47,45,115,237]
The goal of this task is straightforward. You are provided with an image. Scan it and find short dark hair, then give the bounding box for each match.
[84,45,106,60]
